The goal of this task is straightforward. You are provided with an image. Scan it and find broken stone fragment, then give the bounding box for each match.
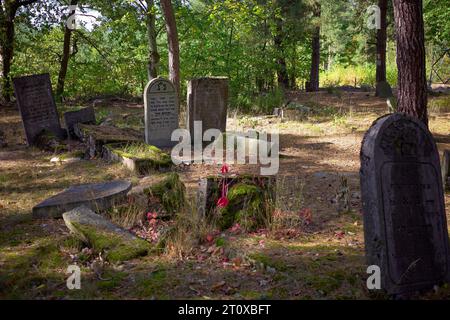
[63,206,151,263]
[32,180,132,218]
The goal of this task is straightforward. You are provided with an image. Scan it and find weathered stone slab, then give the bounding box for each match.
[103,142,172,175]
[64,107,96,139]
[63,206,150,262]
[33,180,132,218]
[144,77,179,148]
[187,77,228,139]
[360,113,450,295]
[74,124,143,158]
[13,73,64,145]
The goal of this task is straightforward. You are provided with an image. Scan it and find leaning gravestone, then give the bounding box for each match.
[144,77,179,148]
[187,77,228,139]
[32,180,132,219]
[64,106,96,139]
[360,113,450,295]
[13,73,64,145]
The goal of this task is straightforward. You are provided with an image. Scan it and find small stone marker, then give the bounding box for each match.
[360,113,450,295]
[187,77,228,139]
[64,107,96,139]
[144,77,179,147]
[13,73,64,145]
[33,180,132,218]
[376,81,394,98]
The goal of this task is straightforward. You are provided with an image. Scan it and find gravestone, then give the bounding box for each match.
[376,81,394,98]
[64,106,96,139]
[360,113,450,295]
[144,77,179,148]
[13,73,64,145]
[187,77,228,139]
[32,180,132,218]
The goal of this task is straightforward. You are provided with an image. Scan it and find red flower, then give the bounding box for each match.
[206,234,214,243]
[220,164,230,174]
[146,211,158,221]
[217,197,229,208]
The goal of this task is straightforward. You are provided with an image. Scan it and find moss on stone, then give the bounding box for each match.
[144,173,186,215]
[59,150,85,160]
[72,223,151,263]
[218,183,269,231]
[106,142,172,172]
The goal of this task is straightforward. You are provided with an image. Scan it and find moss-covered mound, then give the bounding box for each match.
[73,224,150,263]
[144,173,186,216]
[218,182,271,231]
[63,206,152,263]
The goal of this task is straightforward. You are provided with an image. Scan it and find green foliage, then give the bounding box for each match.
[5,0,449,112]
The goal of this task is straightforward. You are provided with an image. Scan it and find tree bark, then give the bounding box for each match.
[274,18,289,89]
[56,0,78,102]
[0,0,38,103]
[160,0,180,98]
[375,0,387,96]
[146,0,159,80]
[393,0,428,125]
[308,3,321,92]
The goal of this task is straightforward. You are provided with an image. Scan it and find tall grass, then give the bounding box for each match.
[320,64,398,88]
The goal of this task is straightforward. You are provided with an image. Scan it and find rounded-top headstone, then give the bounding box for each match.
[360,113,449,295]
[144,77,179,148]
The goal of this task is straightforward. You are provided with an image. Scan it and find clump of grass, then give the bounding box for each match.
[429,95,450,114]
[163,200,215,259]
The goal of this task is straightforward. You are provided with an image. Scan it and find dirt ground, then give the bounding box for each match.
[0,90,449,300]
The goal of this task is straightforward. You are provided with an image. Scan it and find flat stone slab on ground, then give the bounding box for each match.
[74,124,143,157]
[103,142,172,175]
[33,180,132,218]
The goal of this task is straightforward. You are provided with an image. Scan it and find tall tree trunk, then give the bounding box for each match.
[1,18,14,102]
[56,0,78,102]
[393,0,428,125]
[0,0,37,103]
[375,0,387,96]
[308,26,320,92]
[160,0,180,98]
[306,2,321,92]
[274,18,289,89]
[146,0,158,80]
[308,3,321,92]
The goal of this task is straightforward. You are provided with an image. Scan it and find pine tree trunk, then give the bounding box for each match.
[56,0,78,102]
[160,0,180,98]
[274,19,289,89]
[308,3,321,92]
[375,0,387,96]
[393,0,428,125]
[146,0,159,80]
[0,15,15,102]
